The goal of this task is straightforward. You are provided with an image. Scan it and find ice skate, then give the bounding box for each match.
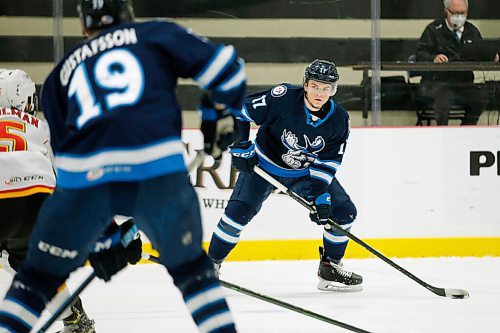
[57,298,95,333]
[317,247,363,292]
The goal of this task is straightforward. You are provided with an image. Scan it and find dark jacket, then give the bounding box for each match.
[416,18,483,83]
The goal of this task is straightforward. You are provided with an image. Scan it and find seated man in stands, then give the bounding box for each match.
[416,0,499,126]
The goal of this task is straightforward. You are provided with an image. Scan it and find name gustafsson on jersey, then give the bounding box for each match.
[60,28,138,86]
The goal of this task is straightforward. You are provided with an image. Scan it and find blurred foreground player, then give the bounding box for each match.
[0,69,95,332]
[208,60,363,292]
[0,0,246,332]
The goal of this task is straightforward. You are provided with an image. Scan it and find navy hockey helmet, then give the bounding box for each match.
[304,59,339,84]
[78,0,134,32]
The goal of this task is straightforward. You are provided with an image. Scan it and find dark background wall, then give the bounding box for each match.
[2,0,499,18]
[1,0,499,112]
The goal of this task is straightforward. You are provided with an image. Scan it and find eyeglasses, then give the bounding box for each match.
[306,85,334,96]
[446,8,467,15]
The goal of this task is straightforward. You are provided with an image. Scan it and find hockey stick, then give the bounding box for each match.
[253,166,470,299]
[142,252,372,333]
[37,149,206,332]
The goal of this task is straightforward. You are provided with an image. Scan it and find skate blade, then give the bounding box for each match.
[317,280,363,292]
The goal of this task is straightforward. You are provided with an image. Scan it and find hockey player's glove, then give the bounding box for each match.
[229,140,259,173]
[309,193,332,225]
[200,96,235,160]
[88,220,142,281]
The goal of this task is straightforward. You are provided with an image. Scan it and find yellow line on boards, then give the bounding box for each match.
[138,237,500,264]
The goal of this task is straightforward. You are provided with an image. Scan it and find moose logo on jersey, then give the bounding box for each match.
[280,129,325,169]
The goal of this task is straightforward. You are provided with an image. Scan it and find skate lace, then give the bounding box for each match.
[331,262,352,278]
[62,318,95,333]
[62,312,95,333]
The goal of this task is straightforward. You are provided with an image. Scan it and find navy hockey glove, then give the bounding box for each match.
[229,140,259,173]
[88,220,141,282]
[309,193,331,225]
[200,100,235,160]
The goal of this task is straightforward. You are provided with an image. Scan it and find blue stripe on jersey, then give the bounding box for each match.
[56,154,186,188]
[313,157,340,172]
[255,143,309,178]
[303,100,335,127]
[54,137,186,188]
[309,167,334,185]
[55,137,183,162]
[194,45,236,89]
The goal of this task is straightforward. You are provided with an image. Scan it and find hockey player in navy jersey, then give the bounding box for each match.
[208,59,363,292]
[0,1,246,332]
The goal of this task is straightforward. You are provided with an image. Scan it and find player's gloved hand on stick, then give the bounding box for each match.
[309,193,331,225]
[229,140,259,173]
[121,220,142,265]
[200,94,235,160]
[88,219,142,281]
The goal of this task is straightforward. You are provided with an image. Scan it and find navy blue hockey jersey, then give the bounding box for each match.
[42,20,246,188]
[240,84,350,193]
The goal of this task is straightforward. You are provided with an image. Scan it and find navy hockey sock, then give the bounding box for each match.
[169,254,236,333]
[322,224,352,263]
[0,264,65,333]
[208,214,245,263]
[208,235,236,264]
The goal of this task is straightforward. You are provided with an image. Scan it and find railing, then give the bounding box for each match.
[352,62,500,121]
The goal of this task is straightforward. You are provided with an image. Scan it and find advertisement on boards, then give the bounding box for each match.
[182,127,500,242]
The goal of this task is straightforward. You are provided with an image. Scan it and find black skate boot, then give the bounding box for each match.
[57,298,96,333]
[317,247,363,292]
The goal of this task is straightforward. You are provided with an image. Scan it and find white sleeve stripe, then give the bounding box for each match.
[323,231,349,244]
[221,214,244,231]
[185,285,224,313]
[214,226,239,244]
[216,59,246,92]
[314,159,340,171]
[195,45,235,89]
[309,168,334,184]
[198,312,234,333]
[240,105,254,122]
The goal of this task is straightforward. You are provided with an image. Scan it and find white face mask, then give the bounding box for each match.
[449,14,466,29]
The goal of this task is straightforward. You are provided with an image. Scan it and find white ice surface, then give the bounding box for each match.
[1,257,499,333]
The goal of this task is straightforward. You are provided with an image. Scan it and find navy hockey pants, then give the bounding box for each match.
[27,172,205,277]
[0,172,238,332]
[208,170,357,263]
